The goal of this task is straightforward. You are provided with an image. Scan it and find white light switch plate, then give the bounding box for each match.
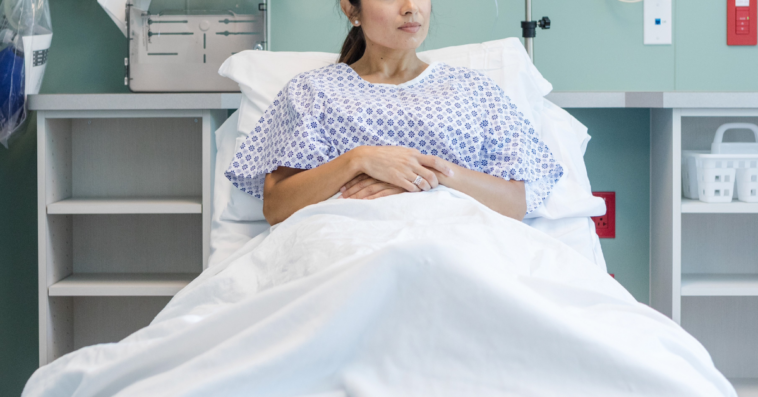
[644,0,672,45]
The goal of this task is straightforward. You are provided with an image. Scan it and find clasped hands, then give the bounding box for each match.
[339,146,456,200]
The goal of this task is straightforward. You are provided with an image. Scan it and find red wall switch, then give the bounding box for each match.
[592,192,616,239]
[728,0,757,46]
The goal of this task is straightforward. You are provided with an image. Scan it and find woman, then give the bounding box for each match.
[226,0,563,225]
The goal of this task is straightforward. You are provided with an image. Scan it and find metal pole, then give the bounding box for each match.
[525,0,533,62]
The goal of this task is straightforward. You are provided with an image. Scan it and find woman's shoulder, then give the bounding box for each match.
[276,63,344,106]
[433,63,502,94]
[286,63,346,86]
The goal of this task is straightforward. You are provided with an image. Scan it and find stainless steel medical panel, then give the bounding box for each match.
[126,0,267,92]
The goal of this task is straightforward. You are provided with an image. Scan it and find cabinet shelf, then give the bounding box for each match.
[681,274,758,297]
[48,273,198,297]
[47,197,202,214]
[682,198,758,214]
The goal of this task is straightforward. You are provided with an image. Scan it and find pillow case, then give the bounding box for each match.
[218,38,605,221]
[220,134,265,222]
[210,109,270,268]
[219,96,267,222]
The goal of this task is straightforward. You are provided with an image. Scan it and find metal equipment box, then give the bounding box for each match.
[125,0,267,92]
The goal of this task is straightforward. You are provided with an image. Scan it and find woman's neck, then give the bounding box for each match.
[349,41,429,86]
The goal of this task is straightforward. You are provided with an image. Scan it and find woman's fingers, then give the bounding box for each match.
[412,165,439,189]
[365,186,405,200]
[341,173,369,193]
[351,148,453,194]
[418,155,454,177]
[351,182,394,199]
[404,166,437,192]
[342,176,382,198]
[395,172,421,193]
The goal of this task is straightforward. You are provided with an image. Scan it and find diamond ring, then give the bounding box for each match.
[412,175,424,187]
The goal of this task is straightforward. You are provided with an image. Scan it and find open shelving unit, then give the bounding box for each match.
[36,108,227,365]
[48,273,197,296]
[652,108,758,395]
[681,274,758,296]
[47,197,203,214]
[681,198,758,214]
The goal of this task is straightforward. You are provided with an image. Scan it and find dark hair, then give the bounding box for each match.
[339,0,365,65]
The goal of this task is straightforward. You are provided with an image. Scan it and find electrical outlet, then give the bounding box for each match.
[644,0,672,45]
[592,192,615,239]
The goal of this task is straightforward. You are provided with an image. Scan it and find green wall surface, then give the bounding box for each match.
[2,0,756,395]
[271,0,758,92]
[0,119,38,396]
[570,109,651,302]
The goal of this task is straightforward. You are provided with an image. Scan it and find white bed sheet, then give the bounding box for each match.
[23,187,734,397]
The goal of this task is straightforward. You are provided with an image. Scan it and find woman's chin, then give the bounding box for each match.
[380,39,426,52]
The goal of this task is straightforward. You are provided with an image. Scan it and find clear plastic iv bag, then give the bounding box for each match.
[0,0,52,148]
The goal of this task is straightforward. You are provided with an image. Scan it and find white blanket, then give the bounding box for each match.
[24,187,736,397]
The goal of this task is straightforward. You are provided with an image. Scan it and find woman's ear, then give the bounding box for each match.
[340,0,356,21]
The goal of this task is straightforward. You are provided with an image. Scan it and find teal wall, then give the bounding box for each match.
[571,109,650,303]
[272,0,758,92]
[0,117,38,396]
[1,0,755,395]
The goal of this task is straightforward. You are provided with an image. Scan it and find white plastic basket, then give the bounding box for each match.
[682,123,758,203]
[736,167,758,202]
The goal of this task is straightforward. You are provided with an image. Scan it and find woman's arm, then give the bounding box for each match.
[263,146,453,225]
[263,153,361,225]
[433,160,527,221]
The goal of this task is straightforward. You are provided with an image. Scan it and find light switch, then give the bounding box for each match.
[644,0,673,45]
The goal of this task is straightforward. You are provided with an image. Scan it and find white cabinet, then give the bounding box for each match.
[35,100,228,365]
[652,108,758,393]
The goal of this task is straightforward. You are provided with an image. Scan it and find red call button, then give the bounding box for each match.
[737,10,750,34]
[728,0,756,45]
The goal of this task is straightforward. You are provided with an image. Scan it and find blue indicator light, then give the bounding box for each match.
[655,18,661,25]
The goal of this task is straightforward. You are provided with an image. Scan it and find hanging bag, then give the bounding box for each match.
[0,0,52,148]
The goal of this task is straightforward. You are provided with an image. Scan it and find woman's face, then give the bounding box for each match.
[343,0,431,51]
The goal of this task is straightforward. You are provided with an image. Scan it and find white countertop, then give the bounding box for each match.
[27,92,758,110]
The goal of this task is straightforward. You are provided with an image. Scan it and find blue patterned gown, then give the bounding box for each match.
[225,61,564,215]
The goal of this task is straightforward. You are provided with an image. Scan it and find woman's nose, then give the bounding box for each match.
[400,0,419,16]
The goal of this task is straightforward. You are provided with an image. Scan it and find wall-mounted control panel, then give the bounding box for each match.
[644,0,672,45]
[592,192,616,239]
[728,0,757,46]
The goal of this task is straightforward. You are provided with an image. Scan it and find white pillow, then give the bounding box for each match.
[213,110,241,221]
[219,95,267,222]
[210,109,270,267]
[220,134,265,222]
[527,99,605,219]
[220,38,549,140]
[218,38,605,221]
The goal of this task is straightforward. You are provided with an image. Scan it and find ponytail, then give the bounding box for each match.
[339,26,366,65]
[339,0,365,65]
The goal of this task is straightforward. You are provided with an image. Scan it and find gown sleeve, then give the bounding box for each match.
[476,74,564,215]
[224,74,334,200]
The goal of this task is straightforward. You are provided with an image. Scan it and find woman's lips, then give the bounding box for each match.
[399,23,421,33]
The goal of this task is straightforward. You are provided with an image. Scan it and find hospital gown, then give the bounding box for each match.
[225,61,563,215]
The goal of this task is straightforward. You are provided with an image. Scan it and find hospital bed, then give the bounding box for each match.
[22,38,738,397]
